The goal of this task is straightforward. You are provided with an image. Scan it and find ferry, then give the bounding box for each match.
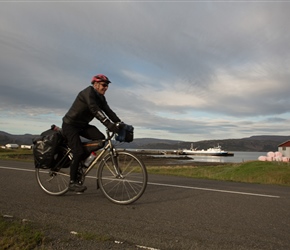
[182,144,234,156]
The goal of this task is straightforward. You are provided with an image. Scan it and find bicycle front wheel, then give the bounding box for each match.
[98,151,147,205]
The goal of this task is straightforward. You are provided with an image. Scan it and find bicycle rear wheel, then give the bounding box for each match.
[98,151,147,205]
[35,146,71,196]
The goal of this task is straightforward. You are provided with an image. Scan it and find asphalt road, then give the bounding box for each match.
[1,159,290,250]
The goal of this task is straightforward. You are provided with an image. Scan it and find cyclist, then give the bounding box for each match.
[62,74,121,193]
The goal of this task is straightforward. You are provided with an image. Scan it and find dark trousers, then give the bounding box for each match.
[62,122,105,182]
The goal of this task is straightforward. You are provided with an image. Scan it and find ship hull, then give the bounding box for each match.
[182,150,234,156]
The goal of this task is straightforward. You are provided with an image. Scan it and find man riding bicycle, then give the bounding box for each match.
[62,74,122,193]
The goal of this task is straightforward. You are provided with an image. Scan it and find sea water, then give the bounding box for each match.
[189,151,267,163]
[131,148,269,163]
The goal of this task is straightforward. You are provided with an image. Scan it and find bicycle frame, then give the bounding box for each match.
[82,130,121,177]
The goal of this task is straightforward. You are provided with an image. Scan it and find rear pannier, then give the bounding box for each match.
[33,125,64,169]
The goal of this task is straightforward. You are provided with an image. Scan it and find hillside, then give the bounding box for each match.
[0,131,289,152]
[0,131,38,145]
[128,136,290,152]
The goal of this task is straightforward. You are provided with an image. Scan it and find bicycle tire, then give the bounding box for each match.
[97,151,147,205]
[35,146,71,196]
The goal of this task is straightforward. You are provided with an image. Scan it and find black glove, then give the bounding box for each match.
[104,120,119,133]
[117,121,125,129]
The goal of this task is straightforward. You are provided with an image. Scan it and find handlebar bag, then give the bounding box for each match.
[115,124,134,143]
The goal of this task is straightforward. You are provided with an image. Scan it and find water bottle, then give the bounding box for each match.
[84,152,96,167]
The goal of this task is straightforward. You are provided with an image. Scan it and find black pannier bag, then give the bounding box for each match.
[115,124,134,143]
[33,126,64,169]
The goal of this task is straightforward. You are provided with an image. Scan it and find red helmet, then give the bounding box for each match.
[91,74,111,84]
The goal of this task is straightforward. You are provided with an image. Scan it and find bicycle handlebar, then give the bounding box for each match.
[105,129,115,141]
[104,121,126,142]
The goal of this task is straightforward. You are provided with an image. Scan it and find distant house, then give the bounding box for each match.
[278,141,290,158]
[21,145,32,149]
[5,144,19,149]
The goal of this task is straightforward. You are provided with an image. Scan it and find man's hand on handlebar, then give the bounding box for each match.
[116,121,125,130]
[104,120,120,133]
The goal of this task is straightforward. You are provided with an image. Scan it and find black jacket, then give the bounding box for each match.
[63,86,120,127]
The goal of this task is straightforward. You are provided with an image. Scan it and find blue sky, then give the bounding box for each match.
[1,1,290,141]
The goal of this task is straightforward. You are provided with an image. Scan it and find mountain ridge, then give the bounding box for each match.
[1,131,289,152]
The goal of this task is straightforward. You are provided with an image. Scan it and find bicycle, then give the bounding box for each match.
[35,128,148,205]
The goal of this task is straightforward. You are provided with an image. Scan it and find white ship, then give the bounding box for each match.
[182,144,234,156]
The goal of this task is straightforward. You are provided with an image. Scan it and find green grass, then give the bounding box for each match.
[0,216,45,250]
[0,215,113,249]
[0,148,33,161]
[147,161,290,186]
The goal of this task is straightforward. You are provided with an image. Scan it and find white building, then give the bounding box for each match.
[278,140,290,158]
[5,144,19,149]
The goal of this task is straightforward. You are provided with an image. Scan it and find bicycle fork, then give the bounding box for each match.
[110,148,123,179]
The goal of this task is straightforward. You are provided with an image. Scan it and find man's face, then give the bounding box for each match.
[94,81,109,95]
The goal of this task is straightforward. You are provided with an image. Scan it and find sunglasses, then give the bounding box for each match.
[100,83,109,88]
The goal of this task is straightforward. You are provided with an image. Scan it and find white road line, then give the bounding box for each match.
[0,166,35,172]
[114,240,160,250]
[148,182,280,198]
[0,166,280,198]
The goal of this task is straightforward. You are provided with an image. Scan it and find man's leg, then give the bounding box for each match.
[80,125,106,152]
[62,122,87,192]
[81,125,105,141]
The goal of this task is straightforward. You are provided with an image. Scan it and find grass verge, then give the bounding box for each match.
[147,161,290,186]
[0,148,33,161]
[0,215,113,249]
[0,215,45,249]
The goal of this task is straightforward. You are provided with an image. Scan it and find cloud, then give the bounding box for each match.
[0,1,290,141]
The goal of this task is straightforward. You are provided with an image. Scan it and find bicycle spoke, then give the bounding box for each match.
[103,159,118,177]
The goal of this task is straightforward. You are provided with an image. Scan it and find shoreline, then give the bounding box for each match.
[136,154,230,166]
[0,152,232,167]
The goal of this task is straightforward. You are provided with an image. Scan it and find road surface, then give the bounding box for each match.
[1,160,290,249]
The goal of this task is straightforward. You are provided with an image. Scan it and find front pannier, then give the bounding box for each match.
[115,124,134,143]
[33,127,64,169]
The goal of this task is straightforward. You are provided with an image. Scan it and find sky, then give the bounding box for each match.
[1,0,290,142]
